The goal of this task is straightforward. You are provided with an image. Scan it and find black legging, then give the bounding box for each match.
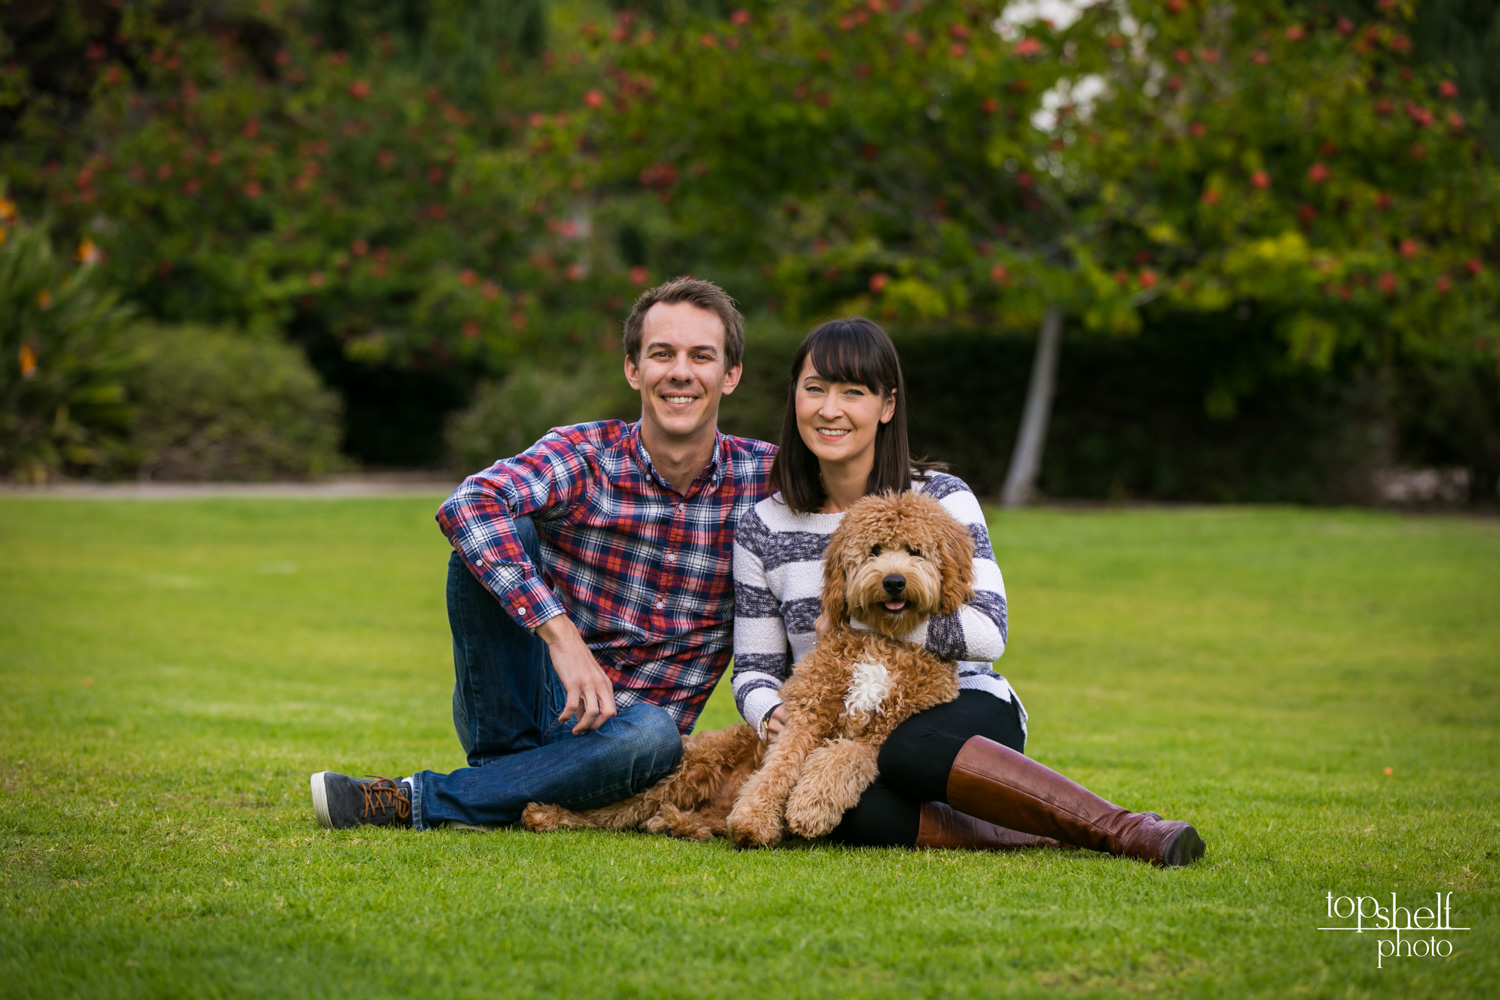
[830,690,1027,847]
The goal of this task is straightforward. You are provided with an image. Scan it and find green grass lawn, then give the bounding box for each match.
[1,498,1496,999]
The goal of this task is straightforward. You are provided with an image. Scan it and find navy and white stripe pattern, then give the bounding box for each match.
[732,472,1024,733]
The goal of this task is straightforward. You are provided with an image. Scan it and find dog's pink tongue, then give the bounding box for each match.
[883,601,907,612]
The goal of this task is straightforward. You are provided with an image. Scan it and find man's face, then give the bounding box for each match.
[624,301,742,447]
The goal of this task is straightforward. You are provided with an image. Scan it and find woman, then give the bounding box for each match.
[731,317,1204,864]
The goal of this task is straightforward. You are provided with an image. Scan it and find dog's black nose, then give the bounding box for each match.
[882,574,906,596]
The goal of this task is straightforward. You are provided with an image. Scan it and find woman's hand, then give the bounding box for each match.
[763,704,789,743]
[814,612,831,638]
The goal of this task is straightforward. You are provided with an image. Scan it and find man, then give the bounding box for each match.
[309,277,777,830]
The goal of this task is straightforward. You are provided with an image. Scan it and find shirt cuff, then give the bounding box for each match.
[472,560,565,632]
[741,687,783,732]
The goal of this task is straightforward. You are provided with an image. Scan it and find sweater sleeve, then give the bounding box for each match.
[904,474,1008,664]
[731,507,790,728]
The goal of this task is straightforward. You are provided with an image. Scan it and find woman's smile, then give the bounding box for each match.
[793,356,897,511]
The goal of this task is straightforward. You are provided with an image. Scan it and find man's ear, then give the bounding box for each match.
[720,362,744,396]
[623,354,642,391]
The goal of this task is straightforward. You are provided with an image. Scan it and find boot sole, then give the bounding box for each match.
[309,772,334,829]
[1162,824,1206,867]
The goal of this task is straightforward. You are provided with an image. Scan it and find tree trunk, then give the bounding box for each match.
[1001,305,1063,508]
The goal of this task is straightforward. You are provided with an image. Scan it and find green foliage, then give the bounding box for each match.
[0,212,134,482]
[550,1,1086,329]
[1072,0,1500,365]
[4,0,1499,482]
[549,0,1500,384]
[0,0,623,377]
[1333,0,1500,160]
[446,358,638,473]
[123,324,344,481]
[304,0,550,102]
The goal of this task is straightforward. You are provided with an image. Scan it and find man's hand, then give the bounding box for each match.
[763,703,789,743]
[536,615,617,734]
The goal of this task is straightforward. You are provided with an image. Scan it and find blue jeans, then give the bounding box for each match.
[409,521,683,830]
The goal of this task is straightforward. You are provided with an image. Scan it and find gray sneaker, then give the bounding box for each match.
[310,772,412,829]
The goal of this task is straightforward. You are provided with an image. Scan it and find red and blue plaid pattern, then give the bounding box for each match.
[437,420,777,733]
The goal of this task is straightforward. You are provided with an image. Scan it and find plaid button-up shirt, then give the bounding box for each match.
[437,420,777,733]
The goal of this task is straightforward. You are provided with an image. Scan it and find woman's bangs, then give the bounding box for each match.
[805,322,889,392]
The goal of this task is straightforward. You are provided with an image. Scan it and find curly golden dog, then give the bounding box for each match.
[521,490,974,845]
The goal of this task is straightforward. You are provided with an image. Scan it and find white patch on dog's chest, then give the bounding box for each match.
[844,661,891,716]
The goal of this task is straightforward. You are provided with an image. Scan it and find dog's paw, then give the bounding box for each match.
[655,804,715,841]
[726,806,783,849]
[520,802,568,832]
[784,797,842,840]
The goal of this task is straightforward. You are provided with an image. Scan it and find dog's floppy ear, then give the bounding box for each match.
[822,523,852,625]
[932,505,976,616]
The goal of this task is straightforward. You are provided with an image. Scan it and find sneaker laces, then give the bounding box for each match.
[360,775,411,822]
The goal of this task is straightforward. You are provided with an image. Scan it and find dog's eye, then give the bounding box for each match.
[907,547,923,558]
[869,544,882,557]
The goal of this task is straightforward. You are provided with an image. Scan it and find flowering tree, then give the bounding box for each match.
[0,0,664,462]
[0,1,634,380]
[5,0,1497,483]
[541,0,1500,501]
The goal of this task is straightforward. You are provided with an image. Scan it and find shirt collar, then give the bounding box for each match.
[628,422,728,495]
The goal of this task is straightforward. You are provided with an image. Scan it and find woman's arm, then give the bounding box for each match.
[732,508,792,733]
[906,475,1008,664]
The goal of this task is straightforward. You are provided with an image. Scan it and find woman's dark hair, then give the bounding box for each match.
[769,317,942,514]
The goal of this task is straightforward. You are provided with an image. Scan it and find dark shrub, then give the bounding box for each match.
[125,325,344,481]
[446,359,638,474]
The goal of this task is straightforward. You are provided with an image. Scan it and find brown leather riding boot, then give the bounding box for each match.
[945,737,1206,867]
[915,801,1071,852]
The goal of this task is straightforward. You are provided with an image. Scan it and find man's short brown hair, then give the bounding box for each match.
[623,277,745,370]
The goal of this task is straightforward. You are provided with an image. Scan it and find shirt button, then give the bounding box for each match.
[655,598,665,609]
[666,552,676,562]
[517,604,528,616]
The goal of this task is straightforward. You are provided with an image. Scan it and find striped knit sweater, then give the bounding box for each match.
[731,472,1024,734]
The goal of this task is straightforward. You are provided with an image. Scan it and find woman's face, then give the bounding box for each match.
[794,355,896,474]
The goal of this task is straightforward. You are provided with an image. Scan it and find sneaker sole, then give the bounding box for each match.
[309,772,334,829]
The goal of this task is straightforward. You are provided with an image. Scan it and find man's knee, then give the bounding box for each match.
[613,702,684,788]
